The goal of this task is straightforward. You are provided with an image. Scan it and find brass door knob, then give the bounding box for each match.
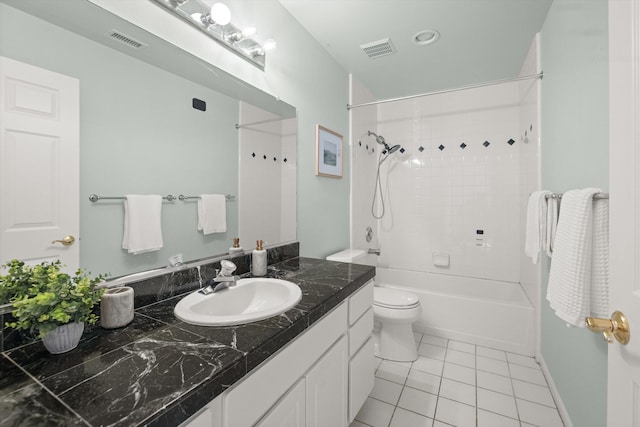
[585,311,630,345]
[51,235,75,246]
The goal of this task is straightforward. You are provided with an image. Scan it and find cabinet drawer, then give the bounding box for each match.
[349,308,373,356]
[348,281,373,325]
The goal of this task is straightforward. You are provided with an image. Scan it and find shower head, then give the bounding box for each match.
[387,144,401,154]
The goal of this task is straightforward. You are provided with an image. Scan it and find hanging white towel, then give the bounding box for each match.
[545,195,559,257]
[525,190,552,264]
[546,188,609,326]
[197,194,227,235]
[122,195,163,255]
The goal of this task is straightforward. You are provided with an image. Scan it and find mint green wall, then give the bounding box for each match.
[540,1,608,426]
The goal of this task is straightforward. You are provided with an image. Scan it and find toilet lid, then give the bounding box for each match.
[374,287,420,309]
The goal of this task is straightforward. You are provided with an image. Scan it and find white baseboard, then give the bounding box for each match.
[537,354,573,427]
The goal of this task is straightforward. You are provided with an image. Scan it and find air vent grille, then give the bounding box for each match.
[360,38,396,59]
[106,30,148,50]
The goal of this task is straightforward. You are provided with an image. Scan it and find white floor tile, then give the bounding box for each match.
[418,342,447,360]
[406,368,442,395]
[412,356,445,376]
[477,388,518,419]
[398,386,438,418]
[477,370,513,395]
[516,398,564,427]
[509,364,547,386]
[506,352,539,369]
[476,346,507,361]
[512,379,555,407]
[445,349,476,368]
[448,340,476,354]
[349,420,371,427]
[477,355,510,376]
[389,407,433,427]
[376,360,411,385]
[422,334,448,348]
[439,378,476,406]
[442,362,476,385]
[370,377,403,405]
[477,409,520,427]
[355,397,395,427]
[433,422,453,427]
[435,397,476,427]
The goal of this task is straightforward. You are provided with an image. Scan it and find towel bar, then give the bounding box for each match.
[89,194,176,202]
[178,194,235,201]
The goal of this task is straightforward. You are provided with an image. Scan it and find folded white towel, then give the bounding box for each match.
[546,188,608,326]
[525,190,552,264]
[197,194,227,235]
[545,195,559,257]
[122,195,163,255]
[590,197,609,318]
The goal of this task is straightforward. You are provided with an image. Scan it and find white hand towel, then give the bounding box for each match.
[545,195,559,257]
[546,188,607,327]
[122,195,163,255]
[525,190,552,264]
[590,197,609,318]
[197,194,227,235]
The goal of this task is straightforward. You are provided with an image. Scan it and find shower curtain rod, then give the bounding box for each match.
[235,116,292,129]
[347,72,543,110]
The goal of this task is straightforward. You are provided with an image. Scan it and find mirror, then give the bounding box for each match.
[0,0,297,279]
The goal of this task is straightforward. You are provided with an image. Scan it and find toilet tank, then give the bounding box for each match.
[326,249,376,266]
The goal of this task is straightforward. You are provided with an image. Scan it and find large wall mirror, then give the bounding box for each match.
[0,0,297,279]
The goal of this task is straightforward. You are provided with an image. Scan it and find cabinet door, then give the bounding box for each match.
[306,335,348,427]
[256,379,306,427]
[349,337,375,423]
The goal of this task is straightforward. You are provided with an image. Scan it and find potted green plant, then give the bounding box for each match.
[0,259,105,354]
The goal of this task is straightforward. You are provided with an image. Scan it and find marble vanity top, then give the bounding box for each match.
[0,256,374,426]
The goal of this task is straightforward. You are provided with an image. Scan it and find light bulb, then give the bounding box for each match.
[210,3,231,25]
[263,39,277,52]
[242,27,257,38]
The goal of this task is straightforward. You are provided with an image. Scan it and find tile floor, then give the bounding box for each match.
[350,333,564,427]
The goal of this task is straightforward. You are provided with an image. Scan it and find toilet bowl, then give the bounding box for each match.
[326,249,421,362]
[372,287,421,362]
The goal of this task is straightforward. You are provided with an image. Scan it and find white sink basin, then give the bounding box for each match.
[174,278,302,326]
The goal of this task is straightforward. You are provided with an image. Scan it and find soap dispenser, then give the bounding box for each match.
[252,240,267,276]
[229,237,243,255]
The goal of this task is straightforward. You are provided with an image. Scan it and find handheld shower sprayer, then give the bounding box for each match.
[367,130,403,219]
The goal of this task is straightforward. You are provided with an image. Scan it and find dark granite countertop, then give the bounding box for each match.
[0,256,375,426]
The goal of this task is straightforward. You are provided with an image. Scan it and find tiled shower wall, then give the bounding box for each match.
[238,102,297,248]
[351,37,540,286]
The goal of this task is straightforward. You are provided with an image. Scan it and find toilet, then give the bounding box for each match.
[326,249,421,362]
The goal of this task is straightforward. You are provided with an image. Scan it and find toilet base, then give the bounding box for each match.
[373,322,419,362]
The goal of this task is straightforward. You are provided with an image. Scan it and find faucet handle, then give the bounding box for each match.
[219,259,237,276]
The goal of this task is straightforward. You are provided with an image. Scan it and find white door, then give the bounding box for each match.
[0,56,79,271]
[608,0,640,424]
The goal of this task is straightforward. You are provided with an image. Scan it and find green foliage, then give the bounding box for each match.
[0,260,105,338]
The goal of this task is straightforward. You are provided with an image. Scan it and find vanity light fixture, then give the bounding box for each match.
[150,0,274,70]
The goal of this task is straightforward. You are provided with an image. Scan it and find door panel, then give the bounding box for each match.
[0,56,79,271]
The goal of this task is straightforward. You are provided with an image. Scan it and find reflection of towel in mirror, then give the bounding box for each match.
[546,188,609,327]
[198,194,227,234]
[122,195,163,254]
[525,190,552,264]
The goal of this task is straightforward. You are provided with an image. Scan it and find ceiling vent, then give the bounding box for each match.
[360,38,396,59]
[106,30,148,50]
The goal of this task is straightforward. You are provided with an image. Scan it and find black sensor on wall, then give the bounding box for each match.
[192,98,206,111]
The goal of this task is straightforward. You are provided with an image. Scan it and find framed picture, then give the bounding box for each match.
[315,125,343,178]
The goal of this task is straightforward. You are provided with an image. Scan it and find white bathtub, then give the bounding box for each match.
[375,267,535,356]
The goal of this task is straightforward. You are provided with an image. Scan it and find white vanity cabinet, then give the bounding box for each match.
[181,280,374,427]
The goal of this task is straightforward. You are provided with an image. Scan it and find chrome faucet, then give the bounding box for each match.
[199,260,238,294]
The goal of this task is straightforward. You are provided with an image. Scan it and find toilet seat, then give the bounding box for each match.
[373,287,420,310]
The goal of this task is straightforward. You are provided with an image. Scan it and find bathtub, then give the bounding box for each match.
[375,267,535,356]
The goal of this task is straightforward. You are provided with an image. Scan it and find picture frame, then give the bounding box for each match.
[315,125,343,178]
